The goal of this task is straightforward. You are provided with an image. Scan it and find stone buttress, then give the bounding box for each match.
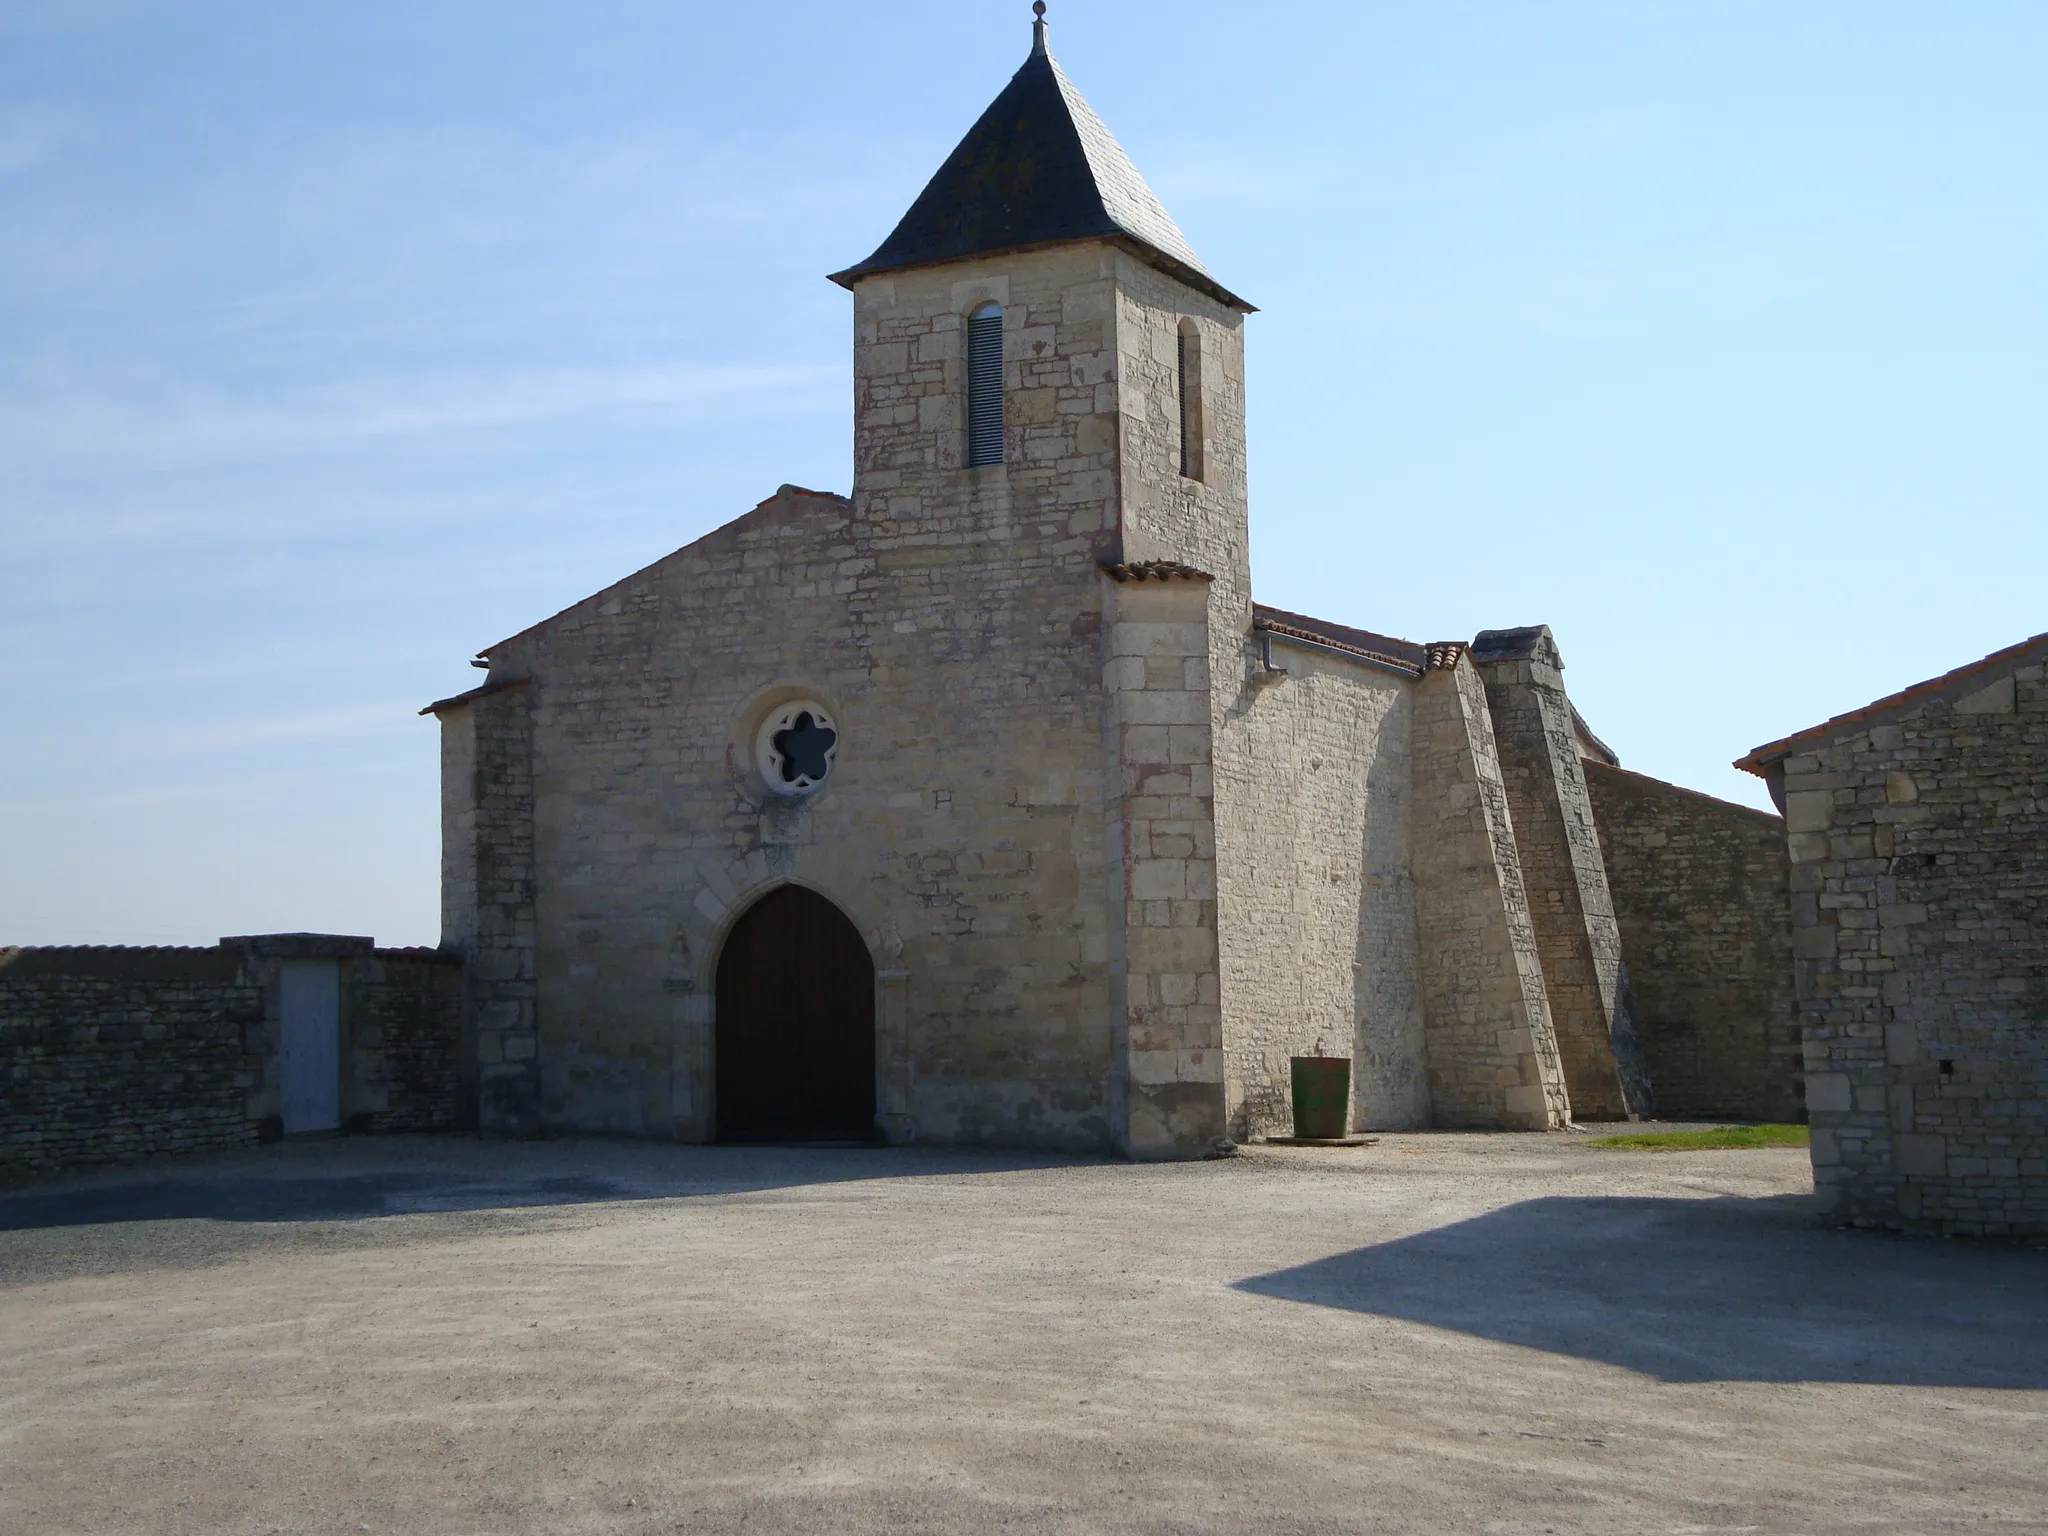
[1470,626,1653,1119]
[1409,646,1570,1129]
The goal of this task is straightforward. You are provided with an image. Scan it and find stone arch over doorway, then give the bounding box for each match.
[714,883,877,1142]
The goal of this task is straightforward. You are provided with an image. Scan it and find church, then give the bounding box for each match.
[427,8,1796,1157]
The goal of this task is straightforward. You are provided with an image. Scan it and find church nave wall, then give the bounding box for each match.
[1212,647,1425,1138]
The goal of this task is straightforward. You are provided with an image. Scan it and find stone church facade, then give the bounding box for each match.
[426,13,1788,1157]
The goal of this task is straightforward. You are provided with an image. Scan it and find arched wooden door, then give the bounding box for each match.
[715,885,876,1142]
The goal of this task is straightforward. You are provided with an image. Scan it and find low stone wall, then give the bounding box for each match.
[1,938,465,1175]
[0,946,263,1172]
[1585,763,1800,1122]
[344,950,467,1133]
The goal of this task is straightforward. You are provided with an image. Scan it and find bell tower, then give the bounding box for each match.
[826,5,1255,1158]
[828,2,1254,588]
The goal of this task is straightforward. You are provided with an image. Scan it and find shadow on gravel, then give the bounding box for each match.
[1237,1193,2048,1388]
[0,1143,1090,1233]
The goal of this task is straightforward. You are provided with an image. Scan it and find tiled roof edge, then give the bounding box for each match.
[1,944,218,956]
[2,942,460,966]
[421,676,530,717]
[832,234,1253,315]
[1101,560,1213,583]
[1251,604,1428,676]
[1736,630,2048,776]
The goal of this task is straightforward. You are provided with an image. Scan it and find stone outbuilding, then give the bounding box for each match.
[425,12,1789,1157]
[1739,633,2048,1235]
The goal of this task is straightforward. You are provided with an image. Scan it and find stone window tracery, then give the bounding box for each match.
[756,701,839,795]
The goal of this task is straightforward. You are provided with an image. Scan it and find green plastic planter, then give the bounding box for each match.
[1290,1056,1351,1140]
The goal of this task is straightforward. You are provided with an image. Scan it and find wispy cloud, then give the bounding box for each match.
[1,703,424,785]
[0,754,418,818]
[138,701,423,757]
[0,640,429,701]
[0,359,839,475]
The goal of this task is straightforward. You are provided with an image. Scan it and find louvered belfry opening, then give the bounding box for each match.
[966,302,1004,466]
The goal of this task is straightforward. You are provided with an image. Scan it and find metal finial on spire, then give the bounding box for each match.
[1031,1,1049,56]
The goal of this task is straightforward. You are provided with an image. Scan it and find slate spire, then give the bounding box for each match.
[829,6,1251,311]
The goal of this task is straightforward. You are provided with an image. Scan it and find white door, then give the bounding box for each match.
[279,961,342,1133]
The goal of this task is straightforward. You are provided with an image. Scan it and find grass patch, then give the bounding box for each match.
[1584,1124,1810,1151]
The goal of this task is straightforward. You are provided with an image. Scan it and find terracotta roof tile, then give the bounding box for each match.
[1736,630,2048,776]
[1253,604,1427,676]
[1101,560,1212,583]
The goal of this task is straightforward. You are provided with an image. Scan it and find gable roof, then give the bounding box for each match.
[828,14,1251,312]
[423,486,851,709]
[1735,630,2048,776]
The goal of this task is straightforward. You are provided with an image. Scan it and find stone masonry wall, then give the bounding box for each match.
[347,951,466,1132]
[0,946,260,1173]
[459,243,1166,1150]
[1110,251,1249,597]
[1101,254,1299,1144]
[1473,629,1651,1120]
[1408,653,1569,1129]
[1585,762,1800,1122]
[437,683,540,1134]
[1215,641,1424,1136]
[1103,570,1226,1156]
[1780,654,2048,1235]
[1,940,462,1173]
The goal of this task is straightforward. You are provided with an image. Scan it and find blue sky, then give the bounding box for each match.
[3,0,2042,946]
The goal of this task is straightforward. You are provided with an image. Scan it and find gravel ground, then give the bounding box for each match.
[1,1130,2044,1534]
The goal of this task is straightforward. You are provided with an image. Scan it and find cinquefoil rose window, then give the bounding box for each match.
[756,702,838,795]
